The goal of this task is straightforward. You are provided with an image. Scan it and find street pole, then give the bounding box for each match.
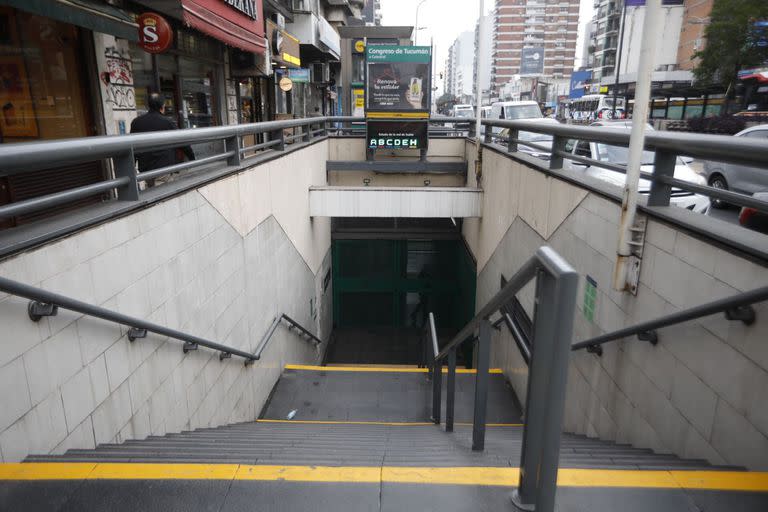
[611,1,628,119]
[614,0,662,292]
[474,0,485,146]
[415,0,428,45]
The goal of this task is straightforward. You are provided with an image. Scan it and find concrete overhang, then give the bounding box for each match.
[309,186,482,218]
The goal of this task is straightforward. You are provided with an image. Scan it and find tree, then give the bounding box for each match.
[693,0,768,106]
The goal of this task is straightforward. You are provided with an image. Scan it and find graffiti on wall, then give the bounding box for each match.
[100,47,135,111]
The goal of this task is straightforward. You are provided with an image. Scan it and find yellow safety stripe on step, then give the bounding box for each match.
[1,464,767,491]
[285,364,504,374]
[256,419,523,427]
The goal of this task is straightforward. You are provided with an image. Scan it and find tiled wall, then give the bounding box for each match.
[464,148,768,470]
[0,143,332,462]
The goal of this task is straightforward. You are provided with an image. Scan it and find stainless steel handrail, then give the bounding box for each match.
[0,275,257,364]
[253,313,322,360]
[428,246,578,512]
[572,285,768,355]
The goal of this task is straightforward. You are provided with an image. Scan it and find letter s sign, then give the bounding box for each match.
[137,13,172,54]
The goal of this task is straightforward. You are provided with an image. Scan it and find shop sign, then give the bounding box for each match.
[365,45,431,113]
[279,76,293,91]
[137,13,173,54]
[367,121,428,150]
[222,0,258,20]
[288,68,310,83]
[267,19,301,68]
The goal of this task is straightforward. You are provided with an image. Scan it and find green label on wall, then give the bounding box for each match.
[583,275,597,323]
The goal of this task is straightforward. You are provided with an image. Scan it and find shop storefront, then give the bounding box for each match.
[0,1,138,228]
[265,18,302,120]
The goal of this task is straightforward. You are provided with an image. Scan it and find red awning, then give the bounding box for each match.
[182,0,266,54]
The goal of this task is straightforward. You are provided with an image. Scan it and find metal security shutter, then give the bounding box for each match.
[3,162,107,227]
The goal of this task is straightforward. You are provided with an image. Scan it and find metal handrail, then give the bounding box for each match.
[0,275,257,364]
[481,118,768,214]
[428,246,578,512]
[253,313,322,360]
[572,285,768,355]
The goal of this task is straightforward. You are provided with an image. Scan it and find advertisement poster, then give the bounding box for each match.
[569,70,592,99]
[365,45,431,113]
[367,120,428,150]
[352,88,365,117]
[520,47,544,76]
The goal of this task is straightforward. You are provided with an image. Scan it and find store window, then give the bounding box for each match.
[0,7,104,228]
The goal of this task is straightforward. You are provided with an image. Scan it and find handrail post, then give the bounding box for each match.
[484,127,493,144]
[648,149,676,206]
[271,128,285,151]
[471,320,491,451]
[431,358,442,424]
[303,121,312,142]
[446,347,457,432]
[507,129,519,153]
[114,149,139,201]
[225,135,242,166]
[513,266,578,512]
[549,135,566,170]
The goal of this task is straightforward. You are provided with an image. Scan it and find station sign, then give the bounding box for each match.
[367,120,428,150]
[365,45,431,114]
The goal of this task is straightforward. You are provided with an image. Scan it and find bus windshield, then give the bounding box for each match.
[454,108,473,118]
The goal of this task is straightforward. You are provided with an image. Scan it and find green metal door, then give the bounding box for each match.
[333,239,475,329]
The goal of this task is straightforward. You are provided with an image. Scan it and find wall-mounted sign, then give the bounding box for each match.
[279,76,294,92]
[354,39,365,53]
[222,0,258,19]
[352,88,365,117]
[365,45,431,114]
[288,68,310,83]
[520,47,544,75]
[367,121,428,150]
[137,13,173,54]
[267,19,301,68]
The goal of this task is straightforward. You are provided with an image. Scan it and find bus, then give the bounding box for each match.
[569,94,626,122]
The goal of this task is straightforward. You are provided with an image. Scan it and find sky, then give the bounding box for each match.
[379,0,595,95]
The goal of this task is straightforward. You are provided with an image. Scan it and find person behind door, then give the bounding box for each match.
[130,92,194,187]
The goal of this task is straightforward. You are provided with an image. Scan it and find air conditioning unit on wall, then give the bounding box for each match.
[311,62,329,83]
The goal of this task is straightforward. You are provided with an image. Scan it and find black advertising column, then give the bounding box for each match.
[364,45,432,157]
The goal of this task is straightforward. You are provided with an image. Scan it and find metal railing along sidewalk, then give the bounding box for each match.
[427,246,578,512]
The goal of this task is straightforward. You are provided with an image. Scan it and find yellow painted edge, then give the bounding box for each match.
[0,462,96,480]
[236,465,381,483]
[256,419,522,427]
[285,364,503,374]
[257,419,434,426]
[1,464,767,491]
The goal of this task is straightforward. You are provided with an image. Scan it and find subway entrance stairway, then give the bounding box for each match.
[1,365,767,511]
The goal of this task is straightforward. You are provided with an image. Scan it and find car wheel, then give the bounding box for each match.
[709,175,730,209]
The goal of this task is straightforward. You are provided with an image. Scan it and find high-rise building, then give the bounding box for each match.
[491,0,580,93]
[676,0,714,71]
[360,0,382,26]
[473,14,494,104]
[445,31,475,102]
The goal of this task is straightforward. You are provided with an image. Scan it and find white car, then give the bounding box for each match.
[563,125,710,213]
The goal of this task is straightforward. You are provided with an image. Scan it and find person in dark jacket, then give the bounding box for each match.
[130,92,194,187]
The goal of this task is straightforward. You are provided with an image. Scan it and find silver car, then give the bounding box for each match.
[704,124,768,208]
[562,127,710,213]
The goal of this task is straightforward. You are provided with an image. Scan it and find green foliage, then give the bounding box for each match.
[693,0,768,88]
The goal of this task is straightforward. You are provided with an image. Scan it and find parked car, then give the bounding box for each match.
[562,123,710,213]
[704,124,768,208]
[738,192,768,234]
[498,118,561,160]
[488,101,543,135]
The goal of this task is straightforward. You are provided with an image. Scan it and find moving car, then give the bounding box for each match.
[738,192,768,234]
[488,101,543,135]
[498,118,561,160]
[563,123,710,213]
[704,124,768,208]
